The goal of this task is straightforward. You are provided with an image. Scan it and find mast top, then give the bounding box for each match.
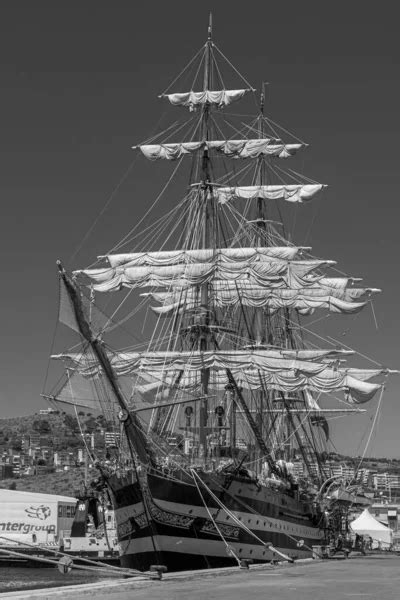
[208,13,213,41]
[260,82,265,115]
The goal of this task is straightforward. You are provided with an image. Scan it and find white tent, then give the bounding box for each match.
[350,509,392,548]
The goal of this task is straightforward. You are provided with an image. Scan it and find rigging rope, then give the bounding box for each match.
[190,468,241,566]
[191,469,296,563]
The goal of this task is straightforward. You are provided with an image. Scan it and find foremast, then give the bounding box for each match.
[56,260,156,467]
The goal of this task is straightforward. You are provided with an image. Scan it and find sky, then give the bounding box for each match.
[0,1,399,457]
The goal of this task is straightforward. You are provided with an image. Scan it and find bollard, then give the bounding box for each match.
[239,559,253,569]
[58,556,73,575]
[149,565,168,580]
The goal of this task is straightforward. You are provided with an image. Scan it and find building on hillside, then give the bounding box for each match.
[77,448,93,465]
[83,433,95,450]
[356,468,372,485]
[371,502,399,534]
[28,434,41,448]
[292,461,305,478]
[39,408,56,415]
[104,432,121,448]
[326,463,355,481]
[373,473,400,496]
[28,446,42,460]
[21,435,30,452]
[40,446,53,462]
[53,451,75,468]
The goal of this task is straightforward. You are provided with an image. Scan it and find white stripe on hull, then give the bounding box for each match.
[114,501,144,522]
[119,534,312,561]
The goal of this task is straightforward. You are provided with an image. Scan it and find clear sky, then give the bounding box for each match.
[0,1,399,457]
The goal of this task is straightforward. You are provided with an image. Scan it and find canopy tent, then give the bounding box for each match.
[350,509,392,548]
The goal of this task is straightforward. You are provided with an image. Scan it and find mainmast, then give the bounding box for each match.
[198,13,213,458]
[254,85,267,345]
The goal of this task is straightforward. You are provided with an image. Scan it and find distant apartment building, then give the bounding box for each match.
[372,502,399,532]
[83,433,95,450]
[373,473,400,494]
[40,446,53,461]
[104,432,121,448]
[291,461,305,478]
[356,468,371,485]
[291,460,359,483]
[28,446,42,460]
[11,454,21,477]
[324,463,355,481]
[77,448,93,464]
[28,433,41,448]
[54,451,75,468]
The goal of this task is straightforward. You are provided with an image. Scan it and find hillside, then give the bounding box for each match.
[1,412,399,499]
[0,409,108,452]
[0,467,96,497]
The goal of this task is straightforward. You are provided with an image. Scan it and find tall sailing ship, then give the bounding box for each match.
[46,18,396,571]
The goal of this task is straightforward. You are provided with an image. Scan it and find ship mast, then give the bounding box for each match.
[56,261,156,467]
[198,13,213,458]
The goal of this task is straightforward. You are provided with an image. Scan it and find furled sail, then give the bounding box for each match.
[207,140,304,159]
[161,89,249,109]
[215,184,325,204]
[147,282,380,315]
[52,350,391,404]
[103,246,308,268]
[74,259,334,292]
[134,370,384,404]
[53,349,353,376]
[136,139,304,161]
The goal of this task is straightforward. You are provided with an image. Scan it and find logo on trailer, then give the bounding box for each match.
[25,505,51,520]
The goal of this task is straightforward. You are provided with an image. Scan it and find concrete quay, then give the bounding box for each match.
[2,554,400,600]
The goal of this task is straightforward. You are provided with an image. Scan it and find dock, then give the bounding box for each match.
[1,554,400,600]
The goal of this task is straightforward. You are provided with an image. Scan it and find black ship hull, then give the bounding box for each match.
[107,468,325,572]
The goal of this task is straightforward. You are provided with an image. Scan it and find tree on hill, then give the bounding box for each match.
[10,439,22,452]
[63,414,80,433]
[84,417,98,433]
[32,419,51,434]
